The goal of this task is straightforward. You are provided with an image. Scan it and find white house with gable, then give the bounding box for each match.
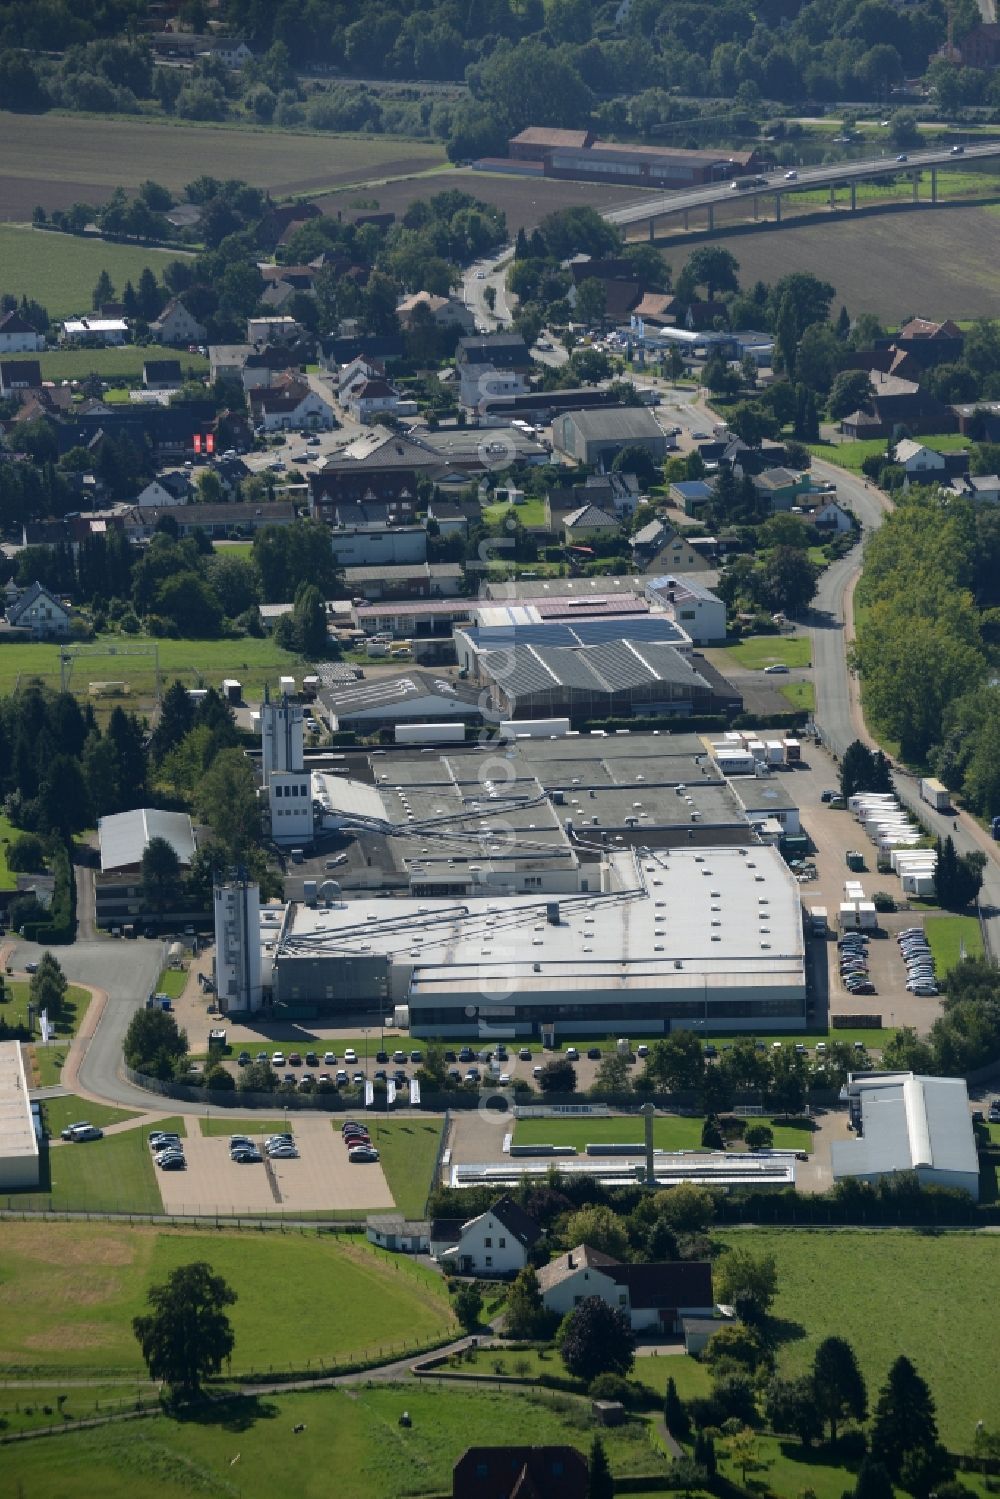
[537,1245,715,1334]
[429,1195,541,1276]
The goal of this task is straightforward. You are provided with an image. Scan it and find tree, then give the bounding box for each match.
[195,749,260,864]
[840,740,894,800]
[239,1059,277,1092]
[133,1261,236,1397]
[122,1006,188,1081]
[6,833,45,872]
[677,246,740,301]
[727,401,777,448]
[644,1031,705,1093]
[452,1282,482,1332]
[744,1123,774,1150]
[853,1459,895,1499]
[715,1247,777,1313]
[812,1336,867,1443]
[664,1375,691,1442]
[725,1427,765,1486]
[829,370,875,421]
[765,1375,824,1447]
[538,1056,577,1093]
[38,754,91,837]
[150,680,195,764]
[701,1115,725,1149]
[795,323,844,395]
[591,1052,631,1098]
[705,1323,768,1373]
[759,545,818,614]
[935,834,984,910]
[92,269,114,311]
[29,951,68,1022]
[559,1297,635,1382]
[611,443,660,488]
[871,1355,939,1479]
[653,1182,715,1235]
[505,1266,549,1339]
[141,836,182,915]
[575,277,607,329]
[563,1204,630,1260]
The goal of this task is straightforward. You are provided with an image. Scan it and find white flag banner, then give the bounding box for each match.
[386,1080,397,1106]
[39,1009,54,1043]
[364,1080,374,1108]
[409,1078,421,1107]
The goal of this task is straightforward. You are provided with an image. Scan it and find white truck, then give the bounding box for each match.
[919,777,950,812]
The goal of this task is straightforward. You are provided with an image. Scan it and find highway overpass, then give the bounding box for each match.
[603,140,1000,239]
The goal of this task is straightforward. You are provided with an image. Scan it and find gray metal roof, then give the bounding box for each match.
[464,614,689,653]
[563,407,665,441]
[480,639,709,698]
[831,1073,978,1186]
[98,808,196,873]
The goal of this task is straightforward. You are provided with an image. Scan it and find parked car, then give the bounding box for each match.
[349,1145,380,1163]
[565,1047,579,1061]
[68,1125,103,1142]
[586,1047,602,1060]
[763,663,790,674]
[820,789,840,802]
[305,1051,318,1067]
[288,1052,302,1066]
[61,1120,93,1140]
[636,1044,650,1058]
[267,1143,299,1159]
[157,1153,186,1170]
[271,1051,285,1067]
[518,1047,532,1061]
[229,1135,254,1151]
[784,169,798,179]
[344,1048,358,1064]
[376,1050,390,1064]
[237,1051,251,1066]
[335,1069,349,1085]
[232,1147,262,1163]
[24,961,38,974]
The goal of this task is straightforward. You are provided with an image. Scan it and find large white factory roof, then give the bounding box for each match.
[281,846,804,979]
[832,1072,979,1190]
[0,1042,38,1172]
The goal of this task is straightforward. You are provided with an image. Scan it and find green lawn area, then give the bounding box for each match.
[807,432,970,473]
[33,347,210,383]
[0,632,307,700]
[0,808,22,890]
[41,1094,139,1137]
[779,681,815,711]
[1,1117,182,1216]
[723,635,812,670]
[513,1114,815,1153]
[154,966,188,999]
[481,497,548,528]
[0,1383,668,1498]
[26,983,93,1086]
[0,1383,160,1437]
[0,224,194,319]
[0,1222,455,1378]
[714,1228,1000,1447]
[925,913,984,975]
[344,1117,444,1219]
[440,1342,710,1402]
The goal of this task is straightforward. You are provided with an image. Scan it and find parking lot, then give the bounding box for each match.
[154,1117,394,1216]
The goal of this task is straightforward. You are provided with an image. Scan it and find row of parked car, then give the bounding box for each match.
[838,932,877,996]
[229,1132,298,1164]
[149,1130,186,1171]
[340,1119,379,1164]
[896,927,939,997]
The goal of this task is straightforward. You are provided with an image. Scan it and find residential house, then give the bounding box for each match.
[327,499,416,528]
[685,299,729,331]
[209,344,254,385]
[644,574,727,645]
[0,311,45,354]
[893,439,946,476]
[537,1245,714,1333]
[308,428,431,514]
[136,471,194,508]
[459,363,527,411]
[751,467,814,512]
[569,276,643,326]
[893,316,964,368]
[553,407,669,467]
[248,375,334,432]
[452,1448,589,1499]
[322,333,406,369]
[455,333,532,376]
[631,291,681,328]
[246,315,300,345]
[149,298,207,347]
[429,1195,541,1275]
[561,503,620,544]
[948,473,1000,504]
[345,377,404,423]
[243,344,300,392]
[5,581,72,639]
[60,318,128,346]
[721,437,789,477]
[396,291,475,332]
[955,22,1000,67]
[142,359,183,390]
[632,521,711,573]
[809,497,855,532]
[365,1215,430,1253]
[330,523,427,568]
[427,495,480,536]
[550,472,642,520]
[841,382,957,440]
[337,356,387,403]
[953,402,1000,441]
[0,359,41,394]
[124,502,296,541]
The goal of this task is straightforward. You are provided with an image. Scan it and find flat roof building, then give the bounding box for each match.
[832,1072,979,1200]
[0,1041,40,1189]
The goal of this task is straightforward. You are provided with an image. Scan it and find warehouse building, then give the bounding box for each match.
[270,845,806,1036]
[324,671,483,732]
[506,129,760,189]
[552,407,670,467]
[477,638,717,722]
[0,1040,40,1189]
[832,1072,979,1200]
[94,807,199,930]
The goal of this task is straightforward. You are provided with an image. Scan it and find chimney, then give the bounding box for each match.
[567,1252,575,1269]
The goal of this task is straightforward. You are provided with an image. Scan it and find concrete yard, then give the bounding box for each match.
[155,1116,394,1216]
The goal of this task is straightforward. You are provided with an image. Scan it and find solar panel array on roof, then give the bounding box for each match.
[466,615,688,651]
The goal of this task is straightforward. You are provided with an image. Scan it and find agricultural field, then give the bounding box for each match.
[0,633,307,703]
[0,1383,670,1499]
[512,1114,815,1153]
[315,165,651,235]
[664,204,1000,321]
[714,1228,1000,1446]
[0,225,192,320]
[0,112,446,224]
[925,914,984,974]
[0,1223,455,1378]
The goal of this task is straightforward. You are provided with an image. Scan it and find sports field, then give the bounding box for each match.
[0,1383,669,1499]
[715,1228,1000,1446]
[512,1114,815,1153]
[0,225,193,319]
[0,112,445,223]
[0,1222,455,1378]
[0,634,307,702]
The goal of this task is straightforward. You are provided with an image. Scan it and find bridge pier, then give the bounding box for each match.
[931,167,938,203]
[707,203,714,232]
[850,182,857,211]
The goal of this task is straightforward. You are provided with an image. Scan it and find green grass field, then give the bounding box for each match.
[2,1117,183,1215]
[33,347,209,382]
[925,914,984,975]
[807,432,970,473]
[0,633,307,701]
[715,1228,1000,1447]
[0,1382,160,1436]
[482,497,548,528]
[0,1383,668,1499]
[41,1094,139,1137]
[512,1114,814,1153]
[0,1223,455,1378]
[719,635,812,670]
[154,967,188,1000]
[26,983,93,1086]
[0,808,22,890]
[0,225,194,319]
[779,681,815,711]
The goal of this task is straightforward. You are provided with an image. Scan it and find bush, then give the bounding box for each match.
[6,833,46,873]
